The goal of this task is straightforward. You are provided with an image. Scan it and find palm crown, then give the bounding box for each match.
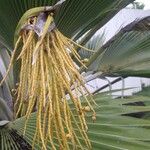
[0,0,150,149]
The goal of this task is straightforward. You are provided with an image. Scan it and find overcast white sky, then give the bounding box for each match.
[137,0,150,9]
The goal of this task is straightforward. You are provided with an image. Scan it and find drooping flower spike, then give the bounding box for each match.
[1,1,96,149]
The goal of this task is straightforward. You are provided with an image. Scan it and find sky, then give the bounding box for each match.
[137,0,150,9]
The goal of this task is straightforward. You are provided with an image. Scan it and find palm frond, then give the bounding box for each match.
[0,0,134,48]
[3,94,150,150]
[85,16,150,77]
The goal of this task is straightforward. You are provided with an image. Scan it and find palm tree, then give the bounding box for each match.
[0,0,150,149]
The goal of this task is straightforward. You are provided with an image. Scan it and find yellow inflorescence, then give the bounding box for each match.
[7,14,96,149]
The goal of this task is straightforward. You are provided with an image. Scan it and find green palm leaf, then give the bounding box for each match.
[1,94,149,150]
[85,16,150,77]
[0,0,134,48]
